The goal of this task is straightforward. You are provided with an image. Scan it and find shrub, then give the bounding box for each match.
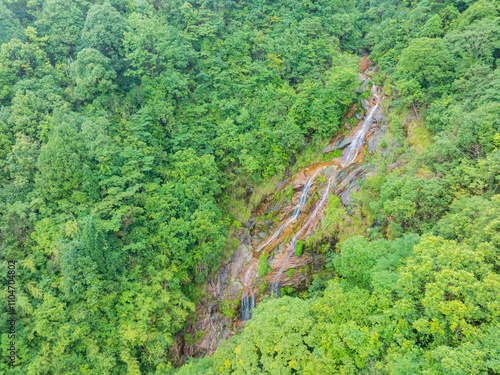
[295,240,304,256]
[258,254,268,278]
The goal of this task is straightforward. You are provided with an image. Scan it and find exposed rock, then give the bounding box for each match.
[357,77,371,93]
[229,243,253,279]
[373,105,385,123]
[323,164,338,178]
[236,228,251,245]
[322,143,335,153]
[367,125,387,154]
[359,55,372,74]
[275,177,289,190]
[246,216,255,231]
[386,160,409,172]
[246,187,253,198]
[174,80,387,364]
[226,281,243,300]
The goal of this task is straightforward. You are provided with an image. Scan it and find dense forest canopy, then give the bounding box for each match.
[0,0,499,374]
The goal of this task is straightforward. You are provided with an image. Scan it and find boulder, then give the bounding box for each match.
[226,281,243,300]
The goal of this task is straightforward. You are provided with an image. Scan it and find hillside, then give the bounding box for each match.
[0,0,499,374]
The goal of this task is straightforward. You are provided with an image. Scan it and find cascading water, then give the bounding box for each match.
[245,82,382,315]
[173,74,386,360]
[255,169,320,253]
[240,293,255,321]
[340,85,380,167]
[240,266,256,320]
[270,170,338,295]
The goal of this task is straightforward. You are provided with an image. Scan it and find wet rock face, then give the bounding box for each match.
[323,134,354,153]
[226,281,243,300]
[229,243,253,279]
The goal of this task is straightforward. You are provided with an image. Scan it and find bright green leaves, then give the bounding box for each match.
[148,149,226,282]
[70,48,116,102]
[258,254,268,278]
[396,38,455,106]
[0,32,52,102]
[332,235,419,291]
[311,282,381,374]
[385,235,500,373]
[436,194,500,270]
[7,75,65,142]
[124,13,196,79]
[212,297,316,375]
[372,174,454,235]
[35,112,92,202]
[60,216,118,300]
[81,3,127,70]
[34,0,85,62]
[0,1,24,46]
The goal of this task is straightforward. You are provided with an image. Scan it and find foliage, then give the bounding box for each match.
[70,48,117,102]
[295,240,304,256]
[81,3,127,70]
[258,254,268,278]
[1,0,499,373]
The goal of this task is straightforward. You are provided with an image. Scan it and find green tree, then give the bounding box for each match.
[81,3,127,70]
[0,29,52,102]
[35,0,85,61]
[148,149,226,282]
[212,297,316,375]
[7,75,65,142]
[0,1,24,46]
[70,48,116,102]
[396,37,455,105]
[34,112,94,203]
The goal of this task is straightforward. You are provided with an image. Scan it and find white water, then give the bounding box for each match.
[259,85,382,300]
[240,265,257,320]
[340,85,380,167]
[240,292,255,321]
[269,85,381,296]
[270,171,338,295]
[255,169,320,252]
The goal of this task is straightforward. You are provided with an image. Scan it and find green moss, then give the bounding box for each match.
[260,280,269,294]
[221,299,239,319]
[280,286,294,296]
[295,240,304,256]
[286,268,295,278]
[258,254,268,278]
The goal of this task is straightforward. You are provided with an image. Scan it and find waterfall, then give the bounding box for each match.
[240,291,255,321]
[255,169,320,252]
[340,85,380,167]
[269,171,338,296]
[240,265,256,320]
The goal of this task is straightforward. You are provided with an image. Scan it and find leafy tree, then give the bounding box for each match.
[0,1,24,46]
[81,3,127,70]
[148,149,226,282]
[35,0,85,61]
[396,37,455,106]
[70,48,116,101]
[212,297,316,375]
[371,174,454,235]
[0,29,52,102]
[7,75,65,142]
[34,112,94,203]
[383,235,500,373]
